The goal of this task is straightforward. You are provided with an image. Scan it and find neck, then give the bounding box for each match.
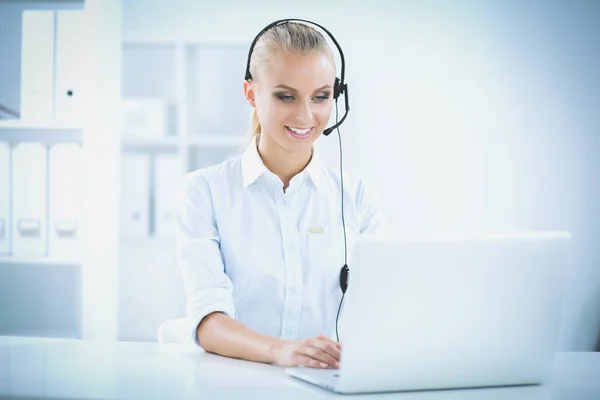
[257,134,312,190]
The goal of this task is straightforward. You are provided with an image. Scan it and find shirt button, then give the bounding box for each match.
[286,243,294,250]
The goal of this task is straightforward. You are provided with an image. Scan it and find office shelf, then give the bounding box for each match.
[0,256,81,268]
[0,1,84,10]
[122,36,248,47]
[187,135,247,147]
[0,121,82,143]
[121,134,180,148]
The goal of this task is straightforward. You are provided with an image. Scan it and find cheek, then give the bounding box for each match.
[256,100,276,126]
[264,102,288,126]
[315,103,333,123]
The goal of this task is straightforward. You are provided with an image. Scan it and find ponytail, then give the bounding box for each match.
[249,108,261,142]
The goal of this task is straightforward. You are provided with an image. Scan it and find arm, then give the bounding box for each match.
[357,178,386,235]
[175,172,241,348]
[197,312,340,368]
[176,172,277,359]
[196,311,283,363]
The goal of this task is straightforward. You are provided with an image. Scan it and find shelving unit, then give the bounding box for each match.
[117,37,253,341]
[119,37,252,241]
[0,0,121,341]
[120,38,252,173]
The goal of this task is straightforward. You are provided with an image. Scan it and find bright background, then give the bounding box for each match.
[0,0,598,351]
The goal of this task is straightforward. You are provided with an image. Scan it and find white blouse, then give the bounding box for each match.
[175,136,384,347]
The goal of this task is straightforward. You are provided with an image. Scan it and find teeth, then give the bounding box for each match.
[288,126,311,135]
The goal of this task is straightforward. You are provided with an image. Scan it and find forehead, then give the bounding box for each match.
[262,51,336,88]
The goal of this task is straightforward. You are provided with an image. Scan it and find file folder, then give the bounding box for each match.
[12,142,47,256]
[154,155,184,237]
[0,142,10,255]
[55,10,86,126]
[121,98,170,137]
[121,154,150,238]
[21,11,54,124]
[0,8,23,120]
[48,143,82,260]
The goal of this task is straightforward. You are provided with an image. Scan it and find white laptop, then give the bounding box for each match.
[286,231,571,394]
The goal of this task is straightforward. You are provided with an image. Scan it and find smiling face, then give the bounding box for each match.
[244,50,336,155]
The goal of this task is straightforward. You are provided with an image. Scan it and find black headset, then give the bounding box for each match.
[245,19,351,342]
[244,18,350,137]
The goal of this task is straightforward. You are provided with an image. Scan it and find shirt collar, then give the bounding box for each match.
[241,135,267,187]
[241,135,325,191]
[304,148,325,191]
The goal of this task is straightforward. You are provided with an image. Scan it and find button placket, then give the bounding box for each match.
[273,183,303,340]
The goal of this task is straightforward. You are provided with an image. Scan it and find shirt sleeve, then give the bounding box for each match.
[175,172,236,348]
[356,178,386,236]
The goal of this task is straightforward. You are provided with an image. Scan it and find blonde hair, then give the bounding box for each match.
[247,22,336,141]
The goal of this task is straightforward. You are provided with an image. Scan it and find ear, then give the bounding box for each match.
[243,80,256,108]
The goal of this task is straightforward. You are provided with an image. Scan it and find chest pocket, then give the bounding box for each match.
[307,225,350,294]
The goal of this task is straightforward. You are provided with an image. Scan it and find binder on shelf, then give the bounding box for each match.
[154,155,184,237]
[0,142,10,255]
[48,143,83,260]
[121,97,170,137]
[121,154,151,238]
[20,11,55,124]
[54,10,87,126]
[12,142,47,257]
[0,8,23,120]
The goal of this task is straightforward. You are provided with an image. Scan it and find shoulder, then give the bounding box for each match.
[320,165,380,203]
[178,154,243,201]
[319,164,385,235]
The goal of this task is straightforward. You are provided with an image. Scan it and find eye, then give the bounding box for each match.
[314,95,330,103]
[276,94,294,102]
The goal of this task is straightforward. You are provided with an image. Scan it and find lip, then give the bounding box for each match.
[285,126,314,140]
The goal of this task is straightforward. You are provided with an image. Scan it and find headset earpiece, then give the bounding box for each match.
[334,77,341,100]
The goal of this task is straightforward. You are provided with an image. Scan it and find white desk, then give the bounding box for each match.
[0,336,599,399]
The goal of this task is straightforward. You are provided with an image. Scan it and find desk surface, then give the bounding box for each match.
[1,336,599,400]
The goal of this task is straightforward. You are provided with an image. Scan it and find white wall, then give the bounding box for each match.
[121,0,600,350]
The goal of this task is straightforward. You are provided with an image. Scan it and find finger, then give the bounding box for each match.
[311,338,341,361]
[317,334,338,345]
[304,344,339,368]
[317,334,342,350]
[326,343,342,362]
[298,355,328,369]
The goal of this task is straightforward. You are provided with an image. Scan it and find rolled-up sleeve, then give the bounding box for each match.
[175,172,236,347]
[356,178,386,236]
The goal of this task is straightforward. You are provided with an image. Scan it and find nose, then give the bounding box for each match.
[294,100,313,125]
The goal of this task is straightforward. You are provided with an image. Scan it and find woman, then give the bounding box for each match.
[175,21,384,369]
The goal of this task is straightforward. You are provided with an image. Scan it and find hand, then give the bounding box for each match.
[271,334,342,369]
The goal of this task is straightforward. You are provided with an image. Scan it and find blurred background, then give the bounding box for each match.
[0,0,598,351]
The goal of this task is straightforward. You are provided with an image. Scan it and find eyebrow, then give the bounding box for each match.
[272,84,332,92]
